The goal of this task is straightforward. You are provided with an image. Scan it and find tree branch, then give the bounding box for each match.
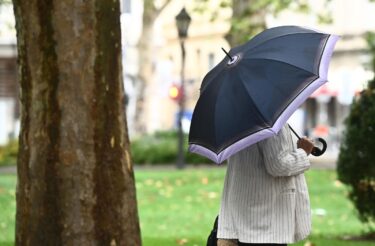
[156,0,172,16]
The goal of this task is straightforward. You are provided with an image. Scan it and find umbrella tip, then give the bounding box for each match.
[221,47,233,61]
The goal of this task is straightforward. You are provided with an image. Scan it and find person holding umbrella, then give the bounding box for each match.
[217,125,314,246]
[187,26,339,245]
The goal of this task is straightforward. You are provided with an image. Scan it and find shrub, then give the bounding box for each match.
[0,140,18,167]
[337,32,375,224]
[0,131,213,167]
[130,130,211,165]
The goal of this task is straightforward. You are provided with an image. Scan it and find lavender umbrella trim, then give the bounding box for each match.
[320,35,340,79]
[189,129,274,164]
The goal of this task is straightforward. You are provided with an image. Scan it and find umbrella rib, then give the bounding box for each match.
[316,35,330,74]
[200,64,227,94]
[242,32,326,57]
[235,59,318,132]
[244,57,319,78]
[235,68,272,129]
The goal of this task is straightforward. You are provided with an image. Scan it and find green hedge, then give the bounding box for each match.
[337,79,375,224]
[0,131,212,167]
[0,140,18,167]
[130,131,211,165]
[337,32,375,225]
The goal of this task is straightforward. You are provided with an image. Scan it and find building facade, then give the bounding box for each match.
[0,3,18,145]
[142,0,375,158]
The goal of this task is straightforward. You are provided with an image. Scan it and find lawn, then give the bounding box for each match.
[0,167,374,246]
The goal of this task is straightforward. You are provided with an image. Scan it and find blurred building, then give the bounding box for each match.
[267,0,375,155]
[140,0,375,159]
[140,0,231,134]
[0,3,18,145]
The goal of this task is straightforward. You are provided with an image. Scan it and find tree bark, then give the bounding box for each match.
[13,0,141,245]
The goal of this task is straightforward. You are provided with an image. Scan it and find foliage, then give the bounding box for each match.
[1,169,375,245]
[0,0,11,4]
[337,32,375,225]
[193,0,332,46]
[130,131,211,165]
[0,141,18,167]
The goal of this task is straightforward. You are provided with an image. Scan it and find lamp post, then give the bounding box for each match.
[175,7,191,169]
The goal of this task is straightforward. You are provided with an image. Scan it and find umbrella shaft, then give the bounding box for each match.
[288,125,301,140]
[221,47,233,61]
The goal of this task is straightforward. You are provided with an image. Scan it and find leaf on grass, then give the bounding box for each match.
[201,177,209,185]
[304,241,315,246]
[155,180,163,188]
[158,224,167,231]
[145,179,154,186]
[176,238,188,245]
[208,192,218,199]
[8,189,15,197]
[311,208,327,216]
[185,196,193,202]
[175,179,183,186]
[340,214,348,221]
[334,180,343,188]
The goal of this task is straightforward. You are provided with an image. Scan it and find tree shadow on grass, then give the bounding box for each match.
[143,237,204,246]
[339,232,375,242]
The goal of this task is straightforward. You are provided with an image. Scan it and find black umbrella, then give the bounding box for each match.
[188,26,338,163]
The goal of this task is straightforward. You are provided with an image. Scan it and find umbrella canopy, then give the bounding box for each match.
[188,26,339,164]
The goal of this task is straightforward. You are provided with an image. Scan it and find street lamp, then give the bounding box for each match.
[175,7,191,169]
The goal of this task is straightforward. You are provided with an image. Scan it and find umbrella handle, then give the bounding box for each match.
[288,125,327,156]
[311,138,327,156]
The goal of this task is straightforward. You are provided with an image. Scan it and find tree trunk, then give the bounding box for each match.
[135,18,154,134]
[134,0,171,134]
[13,0,141,245]
[226,0,267,46]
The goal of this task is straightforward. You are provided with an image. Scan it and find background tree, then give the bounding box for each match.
[337,32,375,227]
[226,0,309,46]
[135,0,171,134]
[0,0,11,4]
[12,0,141,245]
[194,0,331,46]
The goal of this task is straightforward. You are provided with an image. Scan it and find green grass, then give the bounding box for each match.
[0,175,16,246]
[0,168,374,246]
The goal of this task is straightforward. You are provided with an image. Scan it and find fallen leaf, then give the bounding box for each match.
[201,177,209,185]
[208,192,218,199]
[145,179,154,186]
[304,241,315,246]
[176,238,188,245]
[155,180,163,188]
[334,180,343,188]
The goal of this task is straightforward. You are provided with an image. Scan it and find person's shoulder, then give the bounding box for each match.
[277,124,291,136]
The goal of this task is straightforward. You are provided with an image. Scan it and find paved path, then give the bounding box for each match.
[0,156,337,175]
[0,166,17,174]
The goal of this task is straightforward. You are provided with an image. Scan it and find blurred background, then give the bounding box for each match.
[1,0,375,163]
[1,1,375,245]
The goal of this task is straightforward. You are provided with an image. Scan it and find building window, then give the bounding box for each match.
[122,0,131,13]
[208,53,215,70]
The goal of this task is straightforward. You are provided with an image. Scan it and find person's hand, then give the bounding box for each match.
[297,137,314,156]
